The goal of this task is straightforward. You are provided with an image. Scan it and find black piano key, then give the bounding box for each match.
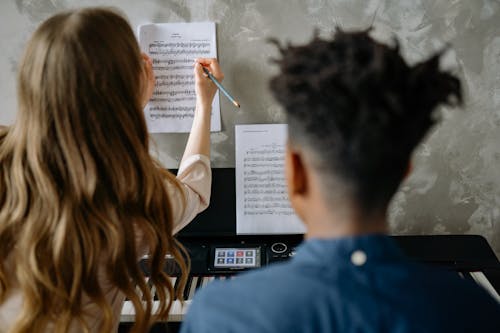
[128,274,232,303]
[194,276,203,290]
[172,277,180,300]
[183,276,193,300]
[150,276,182,301]
[152,280,160,301]
[139,259,151,277]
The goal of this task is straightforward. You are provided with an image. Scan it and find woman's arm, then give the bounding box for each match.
[181,58,223,163]
[165,59,222,232]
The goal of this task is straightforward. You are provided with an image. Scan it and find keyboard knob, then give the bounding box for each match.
[271,242,287,254]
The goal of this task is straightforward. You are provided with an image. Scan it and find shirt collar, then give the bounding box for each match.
[293,234,407,267]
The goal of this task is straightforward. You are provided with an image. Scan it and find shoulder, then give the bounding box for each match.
[191,261,304,309]
[182,262,316,333]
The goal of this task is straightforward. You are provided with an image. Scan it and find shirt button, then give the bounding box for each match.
[351,250,367,266]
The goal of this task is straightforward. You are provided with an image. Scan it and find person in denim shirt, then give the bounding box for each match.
[181,29,500,333]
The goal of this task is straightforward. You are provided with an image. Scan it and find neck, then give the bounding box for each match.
[303,204,388,240]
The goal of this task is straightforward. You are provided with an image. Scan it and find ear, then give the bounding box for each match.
[404,161,413,179]
[285,143,308,198]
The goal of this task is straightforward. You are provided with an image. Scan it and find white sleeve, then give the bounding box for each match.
[134,154,211,257]
[168,154,211,234]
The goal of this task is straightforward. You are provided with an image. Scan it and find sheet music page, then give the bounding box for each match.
[235,124,306,234]
[138,22,221,133]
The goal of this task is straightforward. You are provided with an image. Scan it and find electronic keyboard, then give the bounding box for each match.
[119,234,500,332]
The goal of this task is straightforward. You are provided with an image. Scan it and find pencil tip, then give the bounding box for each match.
[234,101,241,108]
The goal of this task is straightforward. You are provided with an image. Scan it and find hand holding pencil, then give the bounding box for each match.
[194,58,240,109]
[194,58,223,109]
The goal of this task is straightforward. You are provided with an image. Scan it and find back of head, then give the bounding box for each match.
[16,7,148,185]
[0,7,185,332]
[269,29,462,216]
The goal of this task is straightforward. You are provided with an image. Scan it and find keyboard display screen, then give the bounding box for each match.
[214,247,260,268]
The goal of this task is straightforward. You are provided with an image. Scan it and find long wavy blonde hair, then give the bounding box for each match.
[0,7,188,333]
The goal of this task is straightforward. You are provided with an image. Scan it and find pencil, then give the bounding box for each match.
[202,66,240,108]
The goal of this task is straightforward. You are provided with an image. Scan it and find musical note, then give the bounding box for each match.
[138,22,221,133]
[236,124,306,234]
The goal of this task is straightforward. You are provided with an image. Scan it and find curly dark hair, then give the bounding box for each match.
[269,29,462,214]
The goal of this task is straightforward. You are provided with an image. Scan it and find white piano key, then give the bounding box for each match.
[121,274,220,322]
[121,299,136,322]
[150,284,157,301]
[200,276,209,288]
[137,278,148,300]
[168,299,192,322]
[201,276,215,288]
[470,271,500,303]
[187,277,198,300]
[121,299,192,322]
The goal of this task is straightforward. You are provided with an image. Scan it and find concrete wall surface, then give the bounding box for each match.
[0,0,499,257]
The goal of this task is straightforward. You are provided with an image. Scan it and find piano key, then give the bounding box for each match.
[183,276,194,300]
[201,276,215,288]
[149,281,157,302]
[121,275,224,322]
[177,277,185,298]
[124,283,185,319]
[148,278,176,301]
[170,276,179,300]
[187,276,199,300]
[139,259,151,277]
[194,275,203,290]
[169,276,177,287]
[169,299,192,322]
[469,271,500,303]
[139,277,148,301]
[121,299,192,322]
[121,299,136,322]
[460,271,475,283]
[199,276,208,289]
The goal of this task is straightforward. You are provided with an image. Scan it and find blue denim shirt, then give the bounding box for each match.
[181,234,500,333]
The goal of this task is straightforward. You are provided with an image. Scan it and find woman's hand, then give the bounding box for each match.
[194,58,223,109]
[140,53,155,109]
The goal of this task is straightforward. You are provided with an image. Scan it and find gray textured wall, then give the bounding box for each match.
[0,0,499,257]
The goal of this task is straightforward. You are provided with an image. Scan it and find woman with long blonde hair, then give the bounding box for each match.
[0,7,222,333]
